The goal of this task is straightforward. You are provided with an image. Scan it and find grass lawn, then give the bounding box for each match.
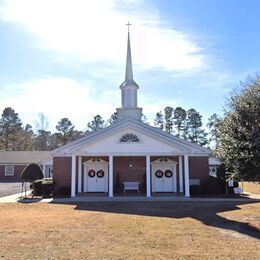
[0,201,259,259]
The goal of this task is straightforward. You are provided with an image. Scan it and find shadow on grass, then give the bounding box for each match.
[52,200,260,240]
[17,197,43,203]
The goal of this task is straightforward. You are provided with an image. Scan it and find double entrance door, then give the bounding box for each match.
[152,160,177,192]
[84,160,108,192]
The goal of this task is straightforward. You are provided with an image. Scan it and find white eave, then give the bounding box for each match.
[52,118,211,156]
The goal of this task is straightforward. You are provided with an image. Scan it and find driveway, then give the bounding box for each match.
[0,182,24,197]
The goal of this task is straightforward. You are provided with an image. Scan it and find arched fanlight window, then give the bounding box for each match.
[119,133,140,143]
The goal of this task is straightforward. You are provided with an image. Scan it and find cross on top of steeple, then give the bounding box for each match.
[126,21,131,32]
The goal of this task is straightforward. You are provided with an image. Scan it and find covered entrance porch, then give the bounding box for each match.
[70,155,191,198]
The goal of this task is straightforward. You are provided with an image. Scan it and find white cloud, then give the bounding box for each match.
[0,77,120,131]
[0,76,180,131]
[0,0,205,72]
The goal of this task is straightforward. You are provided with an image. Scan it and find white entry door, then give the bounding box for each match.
[152,160,177,192]
[84,160,108,192]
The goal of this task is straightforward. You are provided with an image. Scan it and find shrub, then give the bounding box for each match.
[31,178,54,197]
[190,185,202,195]
[201,177,226,195]
[32,180,43,196]
[20,163,43,182]
[58,186,71,196]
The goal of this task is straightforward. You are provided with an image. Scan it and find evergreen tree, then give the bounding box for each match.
[216,76,260,180]
[107,112,118,125]
[0,107,22,150]
[164,106,174,134]
[186,108,208,146]
[207,113,222,150]
[34,130,51,150]
[87,115,105,132]
[173,107,187,137]
[154,111,164,130]
[17,124,35,151]
[56,118,75,146]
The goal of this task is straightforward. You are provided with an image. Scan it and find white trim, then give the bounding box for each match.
[42,164,46,178]
[4,165,14,176]
[109,155,113,197]
[78,156,82,193]
[184,155,190,197]
[52,118,210,156]
[65,153,209,157]
[71,155,76,197]
[146,155,151,197]
[0,163,44,165]
[178,156,183,193]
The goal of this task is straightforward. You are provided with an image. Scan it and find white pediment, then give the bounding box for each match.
[52,118,210,156]
[74,128,187,155]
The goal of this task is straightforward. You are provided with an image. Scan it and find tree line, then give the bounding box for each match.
[0,74,259,180]
[0,106,219,151]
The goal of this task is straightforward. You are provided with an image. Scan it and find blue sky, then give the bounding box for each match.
[0,0,259,131]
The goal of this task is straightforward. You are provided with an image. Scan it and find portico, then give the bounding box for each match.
[69,153,191,198]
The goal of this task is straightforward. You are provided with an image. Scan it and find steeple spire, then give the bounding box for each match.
[120,22,138,88]
[125,30,133,82]
[117,22,142,121]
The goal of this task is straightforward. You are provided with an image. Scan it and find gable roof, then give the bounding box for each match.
[52,118,210,156]
[0,151,52,164]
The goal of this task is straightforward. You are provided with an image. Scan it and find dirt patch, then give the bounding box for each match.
[0,201,259,259]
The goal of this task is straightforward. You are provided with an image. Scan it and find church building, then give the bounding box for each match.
[52,28,210,198]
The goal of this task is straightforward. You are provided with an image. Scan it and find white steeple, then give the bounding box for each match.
[117,22,142,121]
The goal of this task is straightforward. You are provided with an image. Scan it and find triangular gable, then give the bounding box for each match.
[52,118,210,156]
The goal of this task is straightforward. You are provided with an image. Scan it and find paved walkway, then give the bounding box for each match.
[0,182,24,197]
[0,193,259,204]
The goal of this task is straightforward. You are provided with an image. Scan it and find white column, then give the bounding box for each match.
[78,156,82,193]
[71,155,76,197]
[83,166,87,192]
[42,164,46,178]
[146,155,151,197]
[178,156,184,193]
[109,155,113,197]
[184,155,190,197]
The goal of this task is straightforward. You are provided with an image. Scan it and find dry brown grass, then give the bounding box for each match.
[240,181,260,194]
[0,201,259,259]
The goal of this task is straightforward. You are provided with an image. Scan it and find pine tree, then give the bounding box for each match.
[107,112,118,125]
[0,107,22,150]
[87,115,105,132]
[34,130,51,150]
[56,118,75,146]
[164,106,174,134]
[207,113,222,150]
[154,111,164,130]
[173,107,187,137]
[186,108,208,146]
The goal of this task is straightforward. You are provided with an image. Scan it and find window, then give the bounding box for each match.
[119,133,140,143]
[5,165,14,176]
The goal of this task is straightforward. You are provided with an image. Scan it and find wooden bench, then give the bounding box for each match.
[123,182,140,193]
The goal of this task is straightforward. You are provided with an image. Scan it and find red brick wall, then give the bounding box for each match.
[189,156,209,182]
[53,157,72,195]
[113,157,146,191]
[0,165,27,181]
